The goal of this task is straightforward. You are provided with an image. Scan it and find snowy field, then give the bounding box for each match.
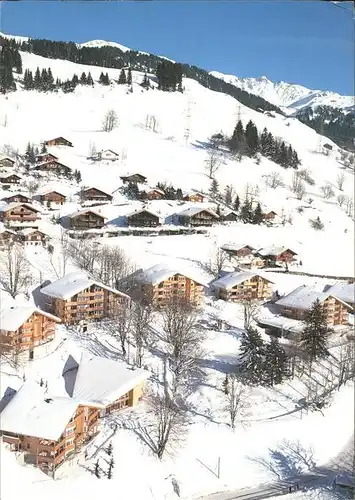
[0,45,354,500]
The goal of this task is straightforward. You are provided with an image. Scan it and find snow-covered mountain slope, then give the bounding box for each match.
[78,39,132,52]
[0,50,354,275]
[210,71,354,113]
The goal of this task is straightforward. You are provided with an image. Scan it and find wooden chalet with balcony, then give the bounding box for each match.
[44,137,73,147]
[40,190,66,206]
[275,285,352,326]
[131,264,207,307]
[2,193,31,204]
[212,271,274,303]
[257,245,297,266]
[146,188,165,200]
[0,157,16,169]
[33,160,71,176]
[221,209,239,222]
[126,208,161,228]
[0,173,22,185]
[18,229,47,247]
[0,203,41,227]
[0,228,17,248]
[67,208,107,230]
[221,244,255,259]
[323,282,355,308]
[177,206,219,227]
[262,210,279,222]
[35,153,59,164]
[183,192,205,203]
[0,304,61,360]
[40,271,130,325]
[81,187,113,203]
[120,173,147,185]
[0,381,99,476]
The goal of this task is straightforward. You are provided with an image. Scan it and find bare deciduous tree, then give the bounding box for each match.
[145,385,188,459]
[290,173,306,200]
[102,109,118,132]
[205,149,222,179]
[0,244,32,299]
[336,194,346,208]
[108,303,132,358]
[161,302,203,392]
[24,181,39,197]
[131,301,153,367]
[336,172,345,191]
[297,168,315,186]
[243,299,261,329]
[203,246,229,279]
[264,171,283,189]
[145,114,160,133]
[320,183,335,199]
[67,240,134,289]
[224,373,250,429]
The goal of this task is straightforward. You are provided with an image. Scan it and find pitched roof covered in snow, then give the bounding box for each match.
[132,263,209,286]
[177,206,219,218]
[212,271,274,290]
[323,282,355,305]
[126,207,161,219]
[66,207,107,220]
[40,271,130,301]
[0,304,61,332]
[0,202,41,214]
[0,381,78,441]
[276,285,353,311]
[257,245,297,257]
[71,353,150,407]
[221,243,255,253]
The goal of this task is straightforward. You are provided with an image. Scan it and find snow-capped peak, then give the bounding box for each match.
[78,39,131,53]
[210,70,354,113]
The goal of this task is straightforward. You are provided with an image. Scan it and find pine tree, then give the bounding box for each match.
[263,337,289,386]
[71,73,79,86]
[74,169,82,183]
[34,67,41,90]
[87,72,94,86]
[94,459,100,478]
[229,120,245,156]
[233,195,240,212]
[245,120,259,156]
[41,143,47,154]
[127,68,132,86]
[240,199,253,223]
[26,142,36,164]
[107,457,114,479]
[107,442,113,456]
[222,373,229,395]
[253,202,263,225]
[239,326,265,385]
[300,299,329,366]
[80,72,87,85]
[209,178,219,198]
[118,69,126,85]
[141,73,150,89]
[176,188,183,200]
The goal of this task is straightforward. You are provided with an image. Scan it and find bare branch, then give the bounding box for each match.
[0,244,32,299]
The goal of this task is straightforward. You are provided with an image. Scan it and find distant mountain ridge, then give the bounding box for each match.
[209,71,354,113]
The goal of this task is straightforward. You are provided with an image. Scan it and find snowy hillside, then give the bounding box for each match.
[0,50,354,274]
[210,71,354,113]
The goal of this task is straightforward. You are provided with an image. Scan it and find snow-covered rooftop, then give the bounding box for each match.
[132,263,209,286]
[40,271,130,300]
[0,303,61,332]
[126,207,161,219]
[71,353,150,407]
[66,207,107,219]
[258,315,305,334]
[324,282,355,305]
[212,271,274,290]
[221,243,255,252]
[257,245,297,256]
[177,206,219,218]
[0,202,40,213]
[276,285,353,311]
[0,381,78,441]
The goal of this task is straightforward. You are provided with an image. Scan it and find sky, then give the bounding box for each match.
[0,1,354,95]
